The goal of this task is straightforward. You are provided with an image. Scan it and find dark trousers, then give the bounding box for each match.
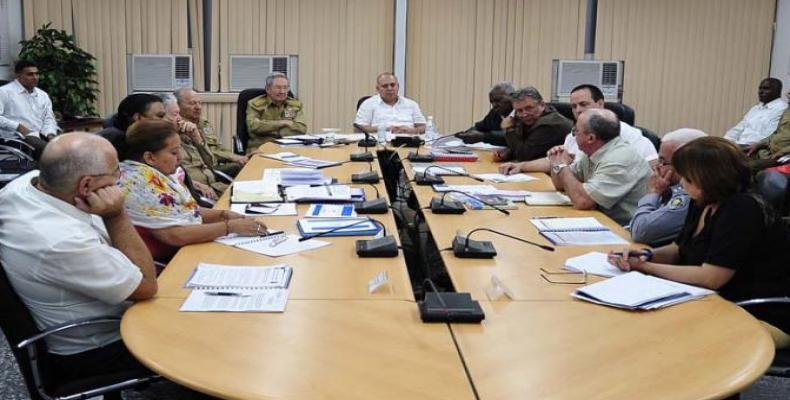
[23,135,48,160]
[49,340,150,383]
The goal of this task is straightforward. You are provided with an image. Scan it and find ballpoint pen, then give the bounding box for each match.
[204,291,250,297]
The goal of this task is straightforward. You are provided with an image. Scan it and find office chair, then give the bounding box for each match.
[755,170,789,215]
[637,126,662,152]
[235,88,297,154]
[546,101,637,126]
[0,144,36,188]
[736,298,790,377]
[0,263,160,400]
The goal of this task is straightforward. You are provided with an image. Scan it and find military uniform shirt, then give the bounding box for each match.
[246,95,307,152]
[628,184,690,246]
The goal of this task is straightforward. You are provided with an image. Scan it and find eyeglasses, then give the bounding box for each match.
[657,158,672,167]
[539,268,587,284]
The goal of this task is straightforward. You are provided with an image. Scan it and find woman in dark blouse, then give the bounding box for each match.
[608,136,790,347]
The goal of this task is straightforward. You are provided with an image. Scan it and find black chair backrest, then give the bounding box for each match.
[0,263,52,399]
[546,102,636,126]
[357,95,372,110]
[97,127,127,161]
[235,89,267,152]
[102,113,116,129]
[637,126,662,152]
[0,79,10,86]
[756,170,789,215]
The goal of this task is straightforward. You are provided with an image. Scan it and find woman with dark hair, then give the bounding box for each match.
[98,93,165,160]
[117,119,265,262]
[609,136,790,347]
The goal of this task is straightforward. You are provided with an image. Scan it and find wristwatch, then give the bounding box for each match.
[551,163,568,175]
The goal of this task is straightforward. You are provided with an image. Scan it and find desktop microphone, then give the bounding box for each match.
[351,159,380,184]
[353,183,388,214]
[355,219,399,257]
[418,279,485,323]
[299,217,381,242]
[406,131,465,163]
[430,190,510,215]
[416,164,485,186]
[453,227,554,259]
[354,123,378,148]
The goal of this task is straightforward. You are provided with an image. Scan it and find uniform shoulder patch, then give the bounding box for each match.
[668,196,687,210]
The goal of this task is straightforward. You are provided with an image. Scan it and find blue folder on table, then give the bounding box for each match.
[296,218,382,237]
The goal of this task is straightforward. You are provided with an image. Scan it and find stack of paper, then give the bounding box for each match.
[564,252,624,277]
[530,217,628,246]
[284,185,352,202]
[231,180,281,203]
[572,271,715,310]
[474,173,538,183]
[180,263,295,312]
[524,191,572,206]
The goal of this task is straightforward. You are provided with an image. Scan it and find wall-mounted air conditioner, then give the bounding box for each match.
[551,60,624,102]
[229,55,298,94]
[127,54,193,92]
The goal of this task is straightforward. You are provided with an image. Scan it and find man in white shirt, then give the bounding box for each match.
[0,60,58,158]
[354,72,426,135]
[499,84,657,174]
[0,132,157,382]
[724,78,787,146]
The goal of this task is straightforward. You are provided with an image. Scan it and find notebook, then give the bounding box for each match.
[572,271,715,310]
[185,262,293,290]
[530,217,628,246]
[563,251,624,277]
[230,180,281,203]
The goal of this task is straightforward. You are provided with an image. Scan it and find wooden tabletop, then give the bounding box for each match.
[122,298,475,400]
[452,299,774,400]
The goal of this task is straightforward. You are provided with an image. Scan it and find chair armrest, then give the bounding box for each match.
[232,135,245,155]
[0,144,36,162]
[0,138,36,154]
[212,169,233,184]
[17,316,122,349]
[736,297,790,307]
[198,195,216,207]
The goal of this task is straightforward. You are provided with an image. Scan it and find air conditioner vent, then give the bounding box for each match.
[229,55,299,94]
[601,62,619,86]
[127,54,193,92]
[272,56,288,75]
[552,60,624,102]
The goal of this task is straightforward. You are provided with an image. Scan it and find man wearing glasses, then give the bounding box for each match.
[628,129,707,246]
[246,72,307,153]
[0,59,57,159]
[0,132,157,381]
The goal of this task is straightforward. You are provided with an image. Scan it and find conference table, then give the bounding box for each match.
[121,139,774,399]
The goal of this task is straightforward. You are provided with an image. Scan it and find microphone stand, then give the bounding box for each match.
[430,190,511,215]
[355,219,399,257]
[416,164,484,185]
[453,227,554,259]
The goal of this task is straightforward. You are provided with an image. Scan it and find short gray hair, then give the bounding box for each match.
[39,134,110,192]
[157,92,177,107]
[510,86,543,103]
[662,128,707,147]
[490,81,515,95]
[584,108,620,142]
[265,72,289,88]
[173,87,191,104]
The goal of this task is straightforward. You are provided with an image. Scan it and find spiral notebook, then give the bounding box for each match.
[181,263,292,313]
[529,217,628,246]
[215,232,330,257]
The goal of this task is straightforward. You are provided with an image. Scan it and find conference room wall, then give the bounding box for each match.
[596,0,775,136]
[22,0,199,120]
[405,0,588,134]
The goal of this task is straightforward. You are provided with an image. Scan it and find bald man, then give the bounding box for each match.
[0,132,156,382]
[549,109,651,225]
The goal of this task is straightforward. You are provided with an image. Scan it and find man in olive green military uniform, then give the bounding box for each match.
[746,91,790,173]
[175,88,248,177]
[246,72,307,153]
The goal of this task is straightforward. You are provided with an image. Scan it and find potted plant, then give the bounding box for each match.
[18,23,99,120]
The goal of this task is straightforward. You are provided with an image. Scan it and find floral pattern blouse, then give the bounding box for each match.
[118,160,202,229]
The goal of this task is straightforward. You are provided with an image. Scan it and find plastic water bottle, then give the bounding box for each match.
[425,116,437,141]
[377,125,388,144]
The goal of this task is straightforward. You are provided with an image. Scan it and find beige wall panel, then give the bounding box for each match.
[23,0,73,38]
[200,96,237,150]
[216,0,393,134]
[596,0,775,136]
[407,0,587,133]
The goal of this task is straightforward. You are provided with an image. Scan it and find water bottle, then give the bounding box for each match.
[377,125,388,144]
[425,116,437,141]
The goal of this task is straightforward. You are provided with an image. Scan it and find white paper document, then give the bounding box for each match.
[231,180,281,203]
[563,252,625,277]
[411,163,468,176]
[572,271,714,310]
[216,233,330,257]
[262,168,330,186]
[463,142,507,151]
[474,173,538,183]
[262,152,308,162]
[305,203,357,218]
[432,184,498,194]
[285,185,352,202]
[530,217,607,231]
[530,217,628,246]
[524,191,572,206]
[185,263,293,289]
[180,289,290,312]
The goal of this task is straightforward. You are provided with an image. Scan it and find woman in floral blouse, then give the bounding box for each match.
[118,119,264,262]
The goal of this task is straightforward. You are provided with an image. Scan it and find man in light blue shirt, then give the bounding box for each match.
[629,128,707,246]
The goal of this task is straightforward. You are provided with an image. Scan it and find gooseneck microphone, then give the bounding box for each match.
[453,227,554,259]
[353,123,378,148]
[355,219,399,257]
[431,190,510,215]
[407,131,463,163]
[416,164,484,185]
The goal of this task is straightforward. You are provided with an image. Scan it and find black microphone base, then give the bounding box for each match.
[350,152,375,162]
[407,152,435,163]
[356,236,399,257]
[357,138,378,147]
[352,171,380,184]
[391,136,423,148]
[354,198,389,214]
[419,292,485,323]
[415,174,445,185]
[452,236,497,259]
[430,198,466,214]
